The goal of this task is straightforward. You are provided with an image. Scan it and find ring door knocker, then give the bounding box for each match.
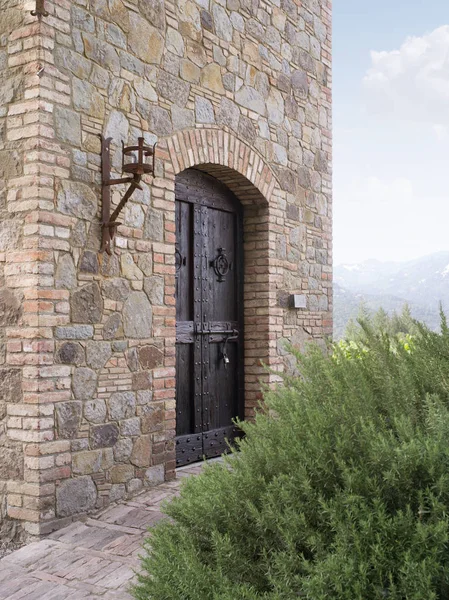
[175,246,186,297]
[221,330,238,368]
[210,247,231,283]
[175,247,186,277]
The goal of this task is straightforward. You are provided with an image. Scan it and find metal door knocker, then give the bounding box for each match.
[175,248,186,279]
[210,248,230,283]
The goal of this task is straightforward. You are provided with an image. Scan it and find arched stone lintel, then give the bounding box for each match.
[156,127,279,205]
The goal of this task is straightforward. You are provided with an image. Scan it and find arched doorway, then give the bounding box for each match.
[175,169,244,466]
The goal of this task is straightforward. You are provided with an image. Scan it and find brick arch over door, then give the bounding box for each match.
[154,128,285,450]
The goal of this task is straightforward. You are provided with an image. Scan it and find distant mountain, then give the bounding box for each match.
[334,251,449,339]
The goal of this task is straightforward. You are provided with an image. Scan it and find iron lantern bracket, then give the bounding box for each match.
[31,0,49,18]
[99,135,156,254]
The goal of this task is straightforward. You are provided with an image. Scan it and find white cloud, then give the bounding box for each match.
[363,26,449,124]
[334,176,416,263]
[333,176,449,263]
[432,123,448,141]
[343,177,413,207]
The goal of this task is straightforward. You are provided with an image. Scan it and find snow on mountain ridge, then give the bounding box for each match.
[334,251,449,338]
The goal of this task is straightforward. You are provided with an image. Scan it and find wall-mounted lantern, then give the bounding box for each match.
[99,136,156,254]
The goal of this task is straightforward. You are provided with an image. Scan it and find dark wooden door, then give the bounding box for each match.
[175,169,244,467]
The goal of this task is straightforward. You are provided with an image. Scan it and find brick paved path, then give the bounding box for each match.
[0,464,204,599]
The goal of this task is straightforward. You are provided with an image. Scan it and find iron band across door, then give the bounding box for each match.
[194,323,239,336]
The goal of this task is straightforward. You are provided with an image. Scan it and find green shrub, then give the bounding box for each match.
[134,315,449,599]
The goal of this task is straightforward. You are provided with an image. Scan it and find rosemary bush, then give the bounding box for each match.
[134,315,449,599]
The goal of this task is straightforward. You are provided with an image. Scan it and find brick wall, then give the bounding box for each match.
[1,0,332,537]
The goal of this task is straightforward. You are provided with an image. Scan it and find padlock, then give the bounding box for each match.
[223,353,230,366]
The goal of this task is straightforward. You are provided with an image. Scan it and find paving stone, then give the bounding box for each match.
[0,465,208,597]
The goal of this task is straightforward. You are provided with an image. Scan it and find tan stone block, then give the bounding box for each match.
[128,12,164,64]
[110,464,134,484]
[201,63,225,94]
[243,41,262,68]
[180,59,200,83]
[186,40,207,67]
[130,435,151,467]
[72,450,103,475]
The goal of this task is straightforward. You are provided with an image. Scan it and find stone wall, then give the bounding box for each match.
[1,0,332,536]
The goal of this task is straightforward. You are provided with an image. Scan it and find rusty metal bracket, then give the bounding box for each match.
[31,0,49,18]
[99,135,155,254]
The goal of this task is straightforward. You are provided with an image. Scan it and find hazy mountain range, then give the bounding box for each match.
[334,251,449,339]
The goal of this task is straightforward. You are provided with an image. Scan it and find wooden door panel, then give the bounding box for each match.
[175,343,194,437]
[175,200,193,323]
[207,209,237,323]
[175,169,243,467]
[206,339,239,431]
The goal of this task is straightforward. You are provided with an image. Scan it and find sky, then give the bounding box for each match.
[333,0,449,265]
